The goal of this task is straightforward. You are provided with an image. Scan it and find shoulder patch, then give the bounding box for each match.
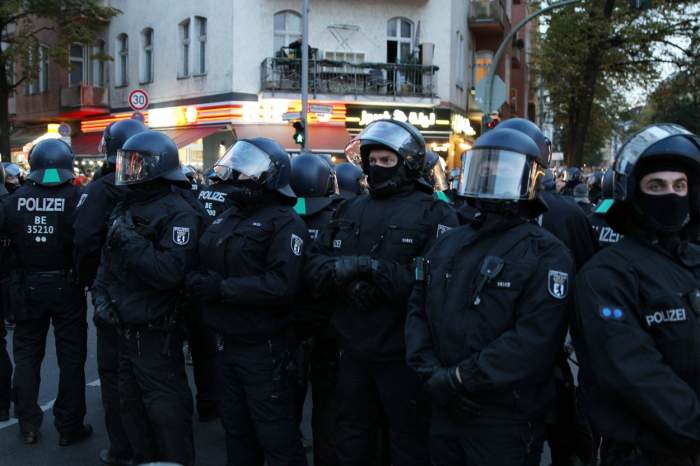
[548,270,568,299]
[77,193,88,208]
[172,226,191,246]
[436,224,452,238]
[291,233,304,256]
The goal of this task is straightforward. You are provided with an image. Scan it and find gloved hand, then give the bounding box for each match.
[186,270,222,303]
[334,256,377,286]
[348,280,383,310]
[106,211,143,250]
[92,290,120,327]
[425,367,462,407]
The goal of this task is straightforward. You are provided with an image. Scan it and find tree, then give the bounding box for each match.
[0,0,120,162]
[535,0,700,167]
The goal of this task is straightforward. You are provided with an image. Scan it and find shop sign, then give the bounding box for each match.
[345,105,451,132]
[451,113,476,137]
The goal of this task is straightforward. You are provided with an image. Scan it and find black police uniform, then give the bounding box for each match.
[588,211,623,248]
[306,187,458,466]
[197,182,237,218]
[406,218,574,466]
[0,181,87,438]
[197,197,309,466]
[94,184,201,465]
[0,184,12,420]
[72,168,133,461]
[573,237,700,464]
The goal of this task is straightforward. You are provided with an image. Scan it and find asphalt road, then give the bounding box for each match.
[0,305,551,466]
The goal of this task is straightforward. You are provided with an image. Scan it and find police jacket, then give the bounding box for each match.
[306,186,458,361]
[588,212,623,249]
[197,183,237,219]
[73,171,125,285]
[539,191,598,270]
[406,217,574,419]
[572,236,700,455]
[94,185,202,325]
[198,196,308,344]
[0,181,82,272]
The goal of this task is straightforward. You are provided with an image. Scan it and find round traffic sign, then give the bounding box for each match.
[128,89,149,111]
[57,123,71,137]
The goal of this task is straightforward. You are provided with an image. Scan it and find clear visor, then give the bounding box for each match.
[458,149,537,201]
[98,135,107,155]
[344,120,422,166]
[115,150,161,185]
[615,124,691,176]
[431,160,449,192]
[213,140,272,182]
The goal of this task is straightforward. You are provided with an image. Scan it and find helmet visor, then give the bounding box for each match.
[213,140,272,181]
[431,160,449,192]
[344,120,422,166]
[615,124,691,177]
[458,149,537,201]
[115,150,161,185]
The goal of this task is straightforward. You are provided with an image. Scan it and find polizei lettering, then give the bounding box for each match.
[645,308,687,326]
[198,191,226,203]
[17,197,65,212]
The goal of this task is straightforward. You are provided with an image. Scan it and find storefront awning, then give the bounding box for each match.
[10,126,46,150]
[233,124,351,153]
[162,127,225,148]
[71,133,102,157]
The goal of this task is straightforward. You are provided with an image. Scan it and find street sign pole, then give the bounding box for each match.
[300,0,310,149]
[484,0,582,122]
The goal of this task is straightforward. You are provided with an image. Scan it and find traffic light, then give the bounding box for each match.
[292,121,305,146]
[482,113,501,132]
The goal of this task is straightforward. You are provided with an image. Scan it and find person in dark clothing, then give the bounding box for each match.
[290,153,342,466]
[3,162,23,193]
[559,167,582,196]
[0,139,91,446]
[0,163,11,423]
[405,127,574,466]
[335,162,365,199]
[573,183,593,215]
[73,118,146,466]
[587,171,604,205]
[573,124,700,466]
[93,130,202,466]
[186,138,308,466]
[306,119,458,466]
[588,169,623,249]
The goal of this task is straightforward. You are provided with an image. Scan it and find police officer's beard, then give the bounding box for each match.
[228,179,265,207]
[367,164,409,198]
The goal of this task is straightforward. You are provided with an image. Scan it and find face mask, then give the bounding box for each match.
[638,192,690,232]
[367,164,403,197]
[228,179,264,206]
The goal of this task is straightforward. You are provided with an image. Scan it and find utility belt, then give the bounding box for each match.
[120,312,181,358]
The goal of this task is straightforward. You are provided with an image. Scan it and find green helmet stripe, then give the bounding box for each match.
[42,168,61,184]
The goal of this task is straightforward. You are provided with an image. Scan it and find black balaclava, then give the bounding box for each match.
[634,158,692,233]
[363,145,412,198]
[228,176,266,207]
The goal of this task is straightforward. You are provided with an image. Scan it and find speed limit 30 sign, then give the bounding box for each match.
[128,89,149,111]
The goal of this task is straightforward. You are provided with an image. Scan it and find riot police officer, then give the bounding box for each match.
[0,162,11,422]
[197,170,239,218]
[423,150,451,203]
[560,166,582,196]
[587,169,623,248]
[0,139,90,445]
[306,119,458,466]
[572,124,700,465]
[186,138,308,466]
[335,162,365,199]
[405,127,574,466]
[93,130,202,466]
[587,170,604,205]
[3,162,23,193]
[73,118,146,465]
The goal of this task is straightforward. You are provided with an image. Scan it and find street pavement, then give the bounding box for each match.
[0,303,551,466]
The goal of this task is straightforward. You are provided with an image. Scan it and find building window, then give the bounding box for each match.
[7,61,15,97]
[474,50,493,84]
[386,17,414,64]
[273,10,302,55]
[195,17,206,75]
[39,45,49,92]
[69,44,86,87]
[456,32,465,88]
[141,28,154,83]
[179,19,191,77]
[92,40,105,87]
[116,33,129,87]
[24,45,48,95]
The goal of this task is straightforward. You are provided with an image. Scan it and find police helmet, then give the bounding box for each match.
[458,128,544,204]
[335,162,364,198]
[541,169,556,192]
[345,119,426,177]
[99,119,148,164]
[601,169,614,198]
[423,150,449,191]
[181,164,198,182]
[496,118,550,167]
[562,166,582,184]
[115,131,190,187]
[573,183,589,202]
[212,138,295,199]
[27,139,75,187]
[587,171,604,203]
[290,153,338,198]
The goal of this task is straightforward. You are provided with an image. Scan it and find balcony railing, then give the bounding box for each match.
[60,84,108,109]
[469,0,509,31]
[261,58,438,98]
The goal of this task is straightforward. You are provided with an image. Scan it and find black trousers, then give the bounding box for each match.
[118,326,194,466]
[186,313,220,417]
[96,323,132,459]
[430,413,545,466]
[220,335,307,466]
[12,276,87,434]
[0,310,12,412]
[597,438,697,466]
[335,353,430,466]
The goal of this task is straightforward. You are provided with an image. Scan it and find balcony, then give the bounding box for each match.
[60,85,109,117]
[469,0,510,34]
[261,58,438,98]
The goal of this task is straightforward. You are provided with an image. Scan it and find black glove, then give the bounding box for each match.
[106,211,143,250]
[92,290,120,327]
[186,270,222,303]
[348,280,383,310]
[334,256,377,286]
[425,367,462,407]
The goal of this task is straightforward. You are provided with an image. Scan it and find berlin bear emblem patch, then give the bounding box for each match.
[173,226,191,246]
[291,234,304,256]
[548,270,568,299]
